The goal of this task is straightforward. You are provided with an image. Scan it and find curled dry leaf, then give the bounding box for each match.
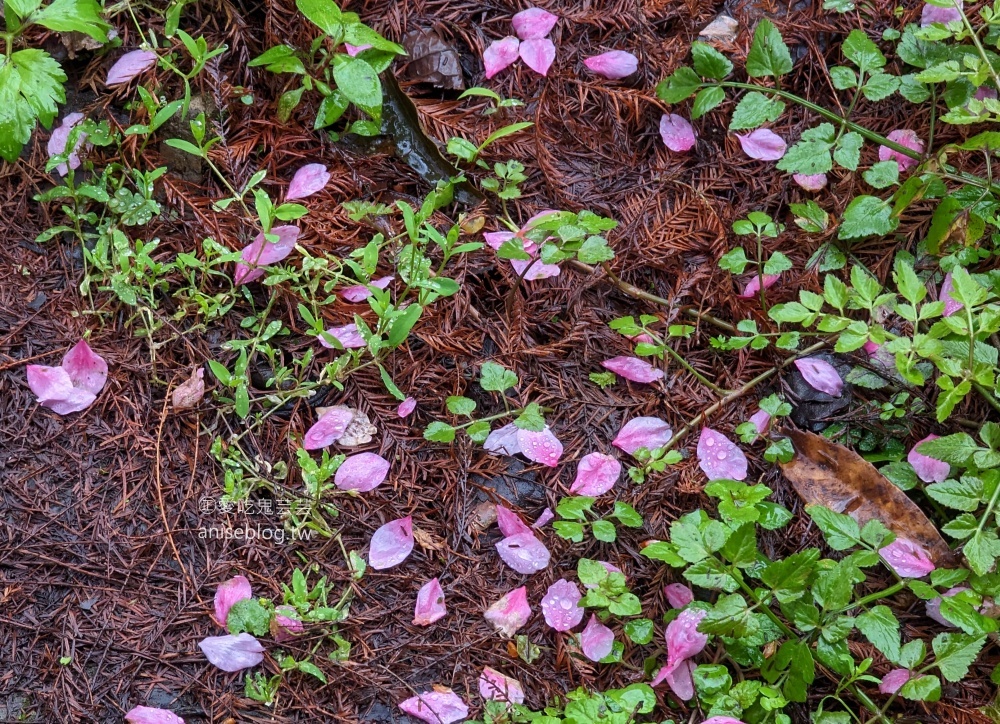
[777,428,954,564]
[172,368,205,409]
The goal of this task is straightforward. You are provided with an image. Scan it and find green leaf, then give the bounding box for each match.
[557,496,595,521]
[926,476,983,511]
[296,0,343,36]
[864,160,899,189]
[917,433,978,466]
[656,66,701,102]
[227,599,271,636]
[862,72,899,101]
[842,29,886,74]
[445,395,476,416]
[838,195,897,239]
[610,501,643,528]
[829,65,858,89]
[386,303,422,347]
[729,91,785,130]
[899,674,941,701]
[592,519,617,542]
[553,521,584,542]
[855,605,901,662]
[514,402,545,431]
[33,0,110,42]
[691,86,725,120]
[624,618,655,644]
[333,56,382,118]
[746,19,793,78]
[777,137,833,175]
[315,90,350,129]
[480,361,518,392]
[467,420,491,443]
[762,548,820,601]
[423,421,456,442]
[964,529,1000,576]
[806,505,860,550]
[577,235,615,264]
[833,131,863,170]
[296,660,327,684]
[691,41,733,80]
[718,247,749,273]
[5,0,42,18]
[932,633,986,682]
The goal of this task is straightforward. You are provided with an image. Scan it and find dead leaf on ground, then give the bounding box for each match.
[412,525,446,551]
[778,428,956,564]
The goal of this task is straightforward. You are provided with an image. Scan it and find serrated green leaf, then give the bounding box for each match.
[480,361,518,392]
[932,633,986,682]
[691,86,725,119]
[656,66,701,102]
[33,0,110,42]
[746,19,793,78]
[838,195,897,239]
[863,160,899,188]
[833,131,863,170]
[856,605,901,662]
[691,41,733,80]
[729,91,785,130]
[842,29,886,74]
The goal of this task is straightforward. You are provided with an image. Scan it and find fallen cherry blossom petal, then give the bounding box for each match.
[27,339,108,415]
[509,256,562,280]
[272,605,304,642]
[570,452,621,496]
[925,586,969,627]
[345,43,372,56]
[921,2,962,26]
[399,690,469,724]
[909,434,949,483]
[580,614,614,661]
[413,578,447,626]
[940,272,963,317]
[340,275,393,302]
[479,667,525,705]
[485,586,531,636]
[214,575,252,627]
[879,537,936,578]
[879,129,924,172]
[286,163,330,200]
[664,583,694,609]
[484,422,522,456]
[303,406,356,450]
[397,396,417,417]
[335,452,390,492]
[125,706,185,724]
[496,532,551,574]
[198,633,265,672]
[47,112,87,176]
[534,507,554,527]
[739,273,780,298]
[483,230,515,250]
[602,356,664,384]
[234,225,300,284]
[613,416,673,455]
[749,409,771,435]
[484,36,520,78]
[516,426,563,467]
[318,323,366,349]
[737,129,786,160]
[793,173,827,191]
[106,49,158,85]
[541,579,584,631]
[703,718,748,724]
[697,427,748,481]
[62,339,108,395]
[496,505,532,537]
[666,608,708,662]
[659,113,696,152]
[794,357,844,397]
[879,668,912,694]
[512,7,558,39]
[583,50,638,79]
[369,516,414,569]
[519,37,556,75]
[172,368,205,409]
[863,340,881,356]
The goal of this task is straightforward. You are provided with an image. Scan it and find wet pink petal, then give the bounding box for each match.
[512,7,558,39]
[286,163,330,200]
[541,579,584,631]
[484,422,522,456]
[737,129,787,160]
[570,452,621,496]
[345,43,372,56]
[879,668,912,694]
[484,230,515,250]
[61,340,108,395]
[26,365,94,415]
[863,340,881,356]
[659,113,696,152]
[666,608,709,662]
[740,273,780,298]
[534,507,554,527]
[664,583,694,609]
[601,356,664,384]
[318,323,366,349]
[793,173,827,191]
[397,396,417,417]
[921,2,962,26]
[484,36,520,78]
[47,112,87,176]
[794,357,844,397]
[909,434,949,483]
[496,532,551,574]
[749,409,771,435]
[519,38,556,76]
[702,717,748,724]
[925,586,969,627]
[652,658,696,699]
[974,86,997,101]
[879,537,936,578]
[172,368,205,409]
[580,614,615,661]
[303,406,355,450]
[479,667,525,705]
[583,50,638,79]
[234,225,300,284]
[273,604,304,642]
[340,275,393,302]
[198,633,265,672]
[124,706,185,724]
[399,690,469,724]
[697,427,748,481]
[516,426,563,467]
[413,578,447,626]
[940,272,963,317]
[369,516,414,570]
[879,129,924,172]
[612,416,673,455]
[485,586,532,636]
[496,505,532,537]
[106,49,158,85]
[510,256,561,280]
[335,452,390,492]
[213,575,252,627]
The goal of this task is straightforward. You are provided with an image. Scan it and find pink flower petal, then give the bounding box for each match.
[908,434,949,483]
[583,50,638,79]
[335,452,390,492]
[703,717,748,724]
[399,690,469,724]
[369,516,414,569]
[106,49,158,86]
[318,323,366,349]
[512,7,558,39]
[519,38,556,76]
[62,339,108,395]
[286,163,330,200]
[484,36,520,78]
[793,173,827,191]
[485,586,532,636]
[921,2,962,26]
[340,275,393,302]
[484,422,522,456]
[879,668,912,694]
[657,658,696,700]
[172,368,205,409]
[940,272,963,317]
[484,230,515,250]
[479,667,525,705]
[879,537,935,578]
[124,706,185,724]
[612,416,673,455]
[413,578,447,626]
[397,396,417,417]
[794,357,844,397]
[697,427,748,481]
[303,406,355,450]
[666,608,708,663]
[541,579,584,631]
[496,504,533,537]
[570,452,621,496]
[580,614,614,661]
[213,575,252,627]
[47,112,87,176]
[197,633,265,672]
[659,113,696,152]
[533,507,554,527]
[509,256,562,280]
[234,225,300,284]
[737,129,787,161]
[273,604,304,642]
[664,583,694,609]
[515,426,563,467]
[878,129,924,172]
[749,409,771,435]
[974,86,997,102]
[26,365,95,415]
[739,273,780,298]
[925,586,969,627]
[496,532,551,574]
[601,356,664,384]
[345,43,372,56]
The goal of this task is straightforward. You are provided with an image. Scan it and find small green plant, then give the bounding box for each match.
[552,498,643,544]
[446,121,533,167]
[474,684,658,724]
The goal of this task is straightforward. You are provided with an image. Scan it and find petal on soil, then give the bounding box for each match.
[369,516,414,570]
[484,586,531,636]
[496,532,551,574]
[794,357,844,397]
[580,614,614,661]
[696,427,748,481]
[413,577,447,626]
[213,575,252,626]
[286,163,330,200]
[198,633,265,672]
[612,416,673,455]
[601,356,664,383]
[540,579,584,631]
[569,452,621,496]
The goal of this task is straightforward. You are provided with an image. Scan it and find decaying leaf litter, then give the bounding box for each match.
[1,0,999,722]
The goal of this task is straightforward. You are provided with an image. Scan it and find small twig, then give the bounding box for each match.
[155,376,196,590]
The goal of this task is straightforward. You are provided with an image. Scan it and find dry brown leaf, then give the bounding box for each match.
[778,428,956,564]
[412,525,446,552]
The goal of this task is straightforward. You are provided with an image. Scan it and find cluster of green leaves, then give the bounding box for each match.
[474,684,658,724]
[447,120,533,167]
[576,559,655,652]
[498,210,618,268]
[552,497,643,544]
